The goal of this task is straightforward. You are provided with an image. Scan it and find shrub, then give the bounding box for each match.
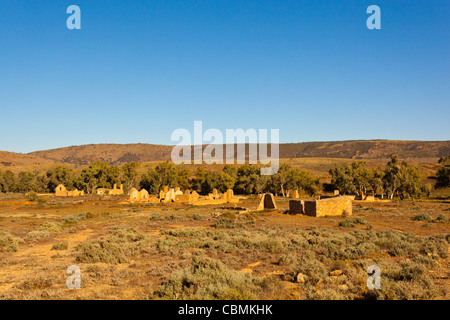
[36,197,48,205]
[75,240,128,264]
[61,213,87,225]
[16,275,54,290]
[39,222,62,233]
[351,217,368,225]
[193,213,207,221]
[85,212,95,219]
[422,236,449,258]
[149,213,163,221]
[374,231,419,257]
[75,227,150,264]
[25,191,38,201]
[0,229,20,252]
[289,252,328,283]
[395,261,427,281]
[413,213,433,222]
[150,256,265,300]
[435,214,448,223]
[27,222,62,239]
[339,218,368,227]
[277,254,295,266]
[373,276,445,300]
[256,238,284,253]
[26,230,50,239]
[161,228,208,238]
[339,220,355,228]
[342,242,378,260]
[51,241,69,250]
[213,217,242,229]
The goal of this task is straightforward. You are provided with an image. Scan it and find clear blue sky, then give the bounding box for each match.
[0,0,449,153]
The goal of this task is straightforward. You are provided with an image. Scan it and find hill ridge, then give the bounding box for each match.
[0,140,448,167]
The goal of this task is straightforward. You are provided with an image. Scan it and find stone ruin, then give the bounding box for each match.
[55,184,84,197]
[128,187,161,203]
[97,184,124,196]
[159,187,184,203]
[127,185,239,206]
[354,195,376,201]
[174,190,200,204]
[286,189,299,198]
[289,199,304,214]
[129,188,148,200]
[192,188,239,206]
[256,193,277,211]
[289,196,352,217]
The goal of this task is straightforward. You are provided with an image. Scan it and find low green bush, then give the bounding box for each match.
[150,256,267,300]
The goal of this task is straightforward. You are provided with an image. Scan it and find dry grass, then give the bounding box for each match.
[0,194,448,300]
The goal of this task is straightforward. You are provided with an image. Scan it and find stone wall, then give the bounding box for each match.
[129,188,153,202]
[287,189,299,198]
[289,200,304,214]
[257,194,277,211]
[97,184,124,196]
[304,196,352,217]
[55,184,84,197]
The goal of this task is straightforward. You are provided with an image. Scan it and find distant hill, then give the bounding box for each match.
[278,140,450,160]
[28,143,173,166]
[0,150,58,167]
[0,140,448,167]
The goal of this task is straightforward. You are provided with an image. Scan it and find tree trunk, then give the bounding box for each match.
[280,184,285,197]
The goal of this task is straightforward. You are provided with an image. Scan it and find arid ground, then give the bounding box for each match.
[0,193,448,300]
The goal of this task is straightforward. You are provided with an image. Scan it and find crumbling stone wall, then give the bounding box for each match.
[287,189,299,198]
[257,193,277,211]
[129,188,153,202]
[289,200,304,214]
[97,184,124,196]
[304,196,352,217]
[55,184,84,197]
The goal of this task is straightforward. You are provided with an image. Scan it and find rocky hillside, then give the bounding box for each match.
[0,140,448,167]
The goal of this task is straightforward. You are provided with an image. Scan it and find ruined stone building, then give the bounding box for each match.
[55,184,84,197]
[257,193,277,211]
[289,196,353,217]
[97,184,124,196]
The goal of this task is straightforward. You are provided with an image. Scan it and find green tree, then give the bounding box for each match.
[15,171,46,193]
[383,155,422,200]
[140,169,160,194]
[234,165,267,195]
[201,171,222,194]
[191,167,207,193]
[383,155,402,200]
[45,165,76,192]
[0,170,17,193]
[121,162,140,193]
[290,169,320,196]
[435,157,450,189]
[220,172,235,191]
[223,165,238,181]
[81,161,120,194]
[155,162,179,188]
[397,163,422,200]
[367,167,384,198]
[139,162,192,194]
[269,164,293,196]
[421,183,432,197]
[329,164,356,195]
[350,161,371,197]
[177,168,192,191]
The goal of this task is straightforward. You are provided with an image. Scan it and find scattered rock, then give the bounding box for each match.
[296,273,307,283]
[338,284,349,291]
[329,270,343,277]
